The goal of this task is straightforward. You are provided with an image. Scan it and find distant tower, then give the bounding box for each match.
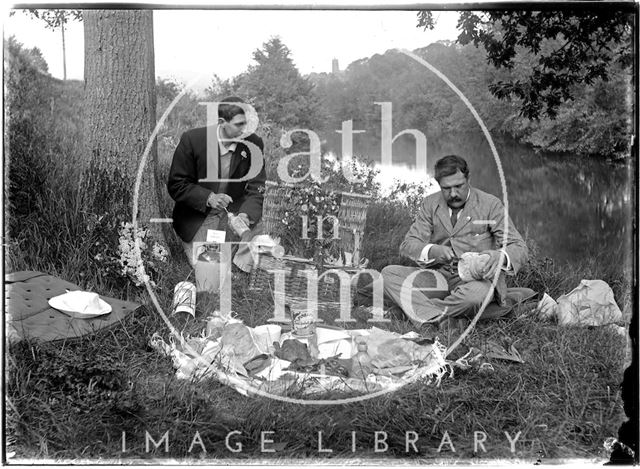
[332,58,339,74]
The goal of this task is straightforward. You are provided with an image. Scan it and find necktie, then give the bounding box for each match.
[450,207,462,228]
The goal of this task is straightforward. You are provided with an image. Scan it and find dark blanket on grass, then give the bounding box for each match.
[5,271,141,343]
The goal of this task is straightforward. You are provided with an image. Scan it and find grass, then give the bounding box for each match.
[6,256,628,462]
[5,67,631,463]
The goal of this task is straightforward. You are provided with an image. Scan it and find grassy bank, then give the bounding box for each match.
[6,260,627,461]
[5,47,630,462]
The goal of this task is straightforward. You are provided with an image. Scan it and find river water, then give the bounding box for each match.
[324,131,634,275]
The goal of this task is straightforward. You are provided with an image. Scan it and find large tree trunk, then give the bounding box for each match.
[82,9,159,238]
[61,22,66,81]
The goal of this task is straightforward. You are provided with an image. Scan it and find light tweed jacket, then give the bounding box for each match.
[399,186,529,303]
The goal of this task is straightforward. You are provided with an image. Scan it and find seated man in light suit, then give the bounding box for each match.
[381,154,528,330]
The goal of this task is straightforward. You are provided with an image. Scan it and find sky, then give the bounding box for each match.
[3,7,460,90]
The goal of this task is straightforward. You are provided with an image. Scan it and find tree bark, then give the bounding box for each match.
[61,22,66,81]
[82,9,160,239]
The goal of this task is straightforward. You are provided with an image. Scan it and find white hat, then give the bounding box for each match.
[48,291,112,318]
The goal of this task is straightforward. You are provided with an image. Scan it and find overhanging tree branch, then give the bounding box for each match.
[418,9,633,119]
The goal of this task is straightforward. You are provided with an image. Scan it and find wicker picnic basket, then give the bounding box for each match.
[248,254,343,313]
[249,254,311,299]
[337,191,371,264]
[252,183,372,314]
[261,180,293,236]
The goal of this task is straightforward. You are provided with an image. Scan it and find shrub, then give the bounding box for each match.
[386,178,439,220]
[267,148,380,259]
[4,37,169,295]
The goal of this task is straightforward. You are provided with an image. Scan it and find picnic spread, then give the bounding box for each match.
[149,308,450,398]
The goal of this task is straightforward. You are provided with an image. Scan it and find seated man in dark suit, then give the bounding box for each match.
[167,96,265,271]
[381,155,529,331]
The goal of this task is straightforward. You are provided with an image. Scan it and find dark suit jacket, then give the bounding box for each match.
[167,126,266,243]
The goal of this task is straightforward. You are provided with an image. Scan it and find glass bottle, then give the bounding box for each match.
[351,337,372,379]
[227,212,250,237]
[308,325,320,359]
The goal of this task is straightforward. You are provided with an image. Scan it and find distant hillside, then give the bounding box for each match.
[307,40,632,161]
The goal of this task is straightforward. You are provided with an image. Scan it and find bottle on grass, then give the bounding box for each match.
[351,336,372,379]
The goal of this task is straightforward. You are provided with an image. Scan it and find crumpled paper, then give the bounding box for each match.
[536,280,624,327]
[556,279,623,326]
[536,292,558,320]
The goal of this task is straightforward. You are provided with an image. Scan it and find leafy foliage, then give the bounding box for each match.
[4,36,52,228]
[17,9,83,80]
[311,37,632,160]
[271,154,380,259]
[418,9,634,120]
[311,42,518,143]
[228,37,322,130]
[19,9,83,29]
[387,179,439,220]
[4,38,165,293]
[503,66,633,159]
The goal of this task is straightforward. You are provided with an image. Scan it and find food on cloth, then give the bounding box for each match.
[370,338,437,369]
[317,339,353,360]
[273,339,317,367]
[206,316,226,340]
[244,354,272,375]
[185,337,206,355]
[252,324,282,354]
[220,323,261,364]
[286,356,350,376]
[351,327,401,358]
[206,310,242,340]
[253,358,292,381]
[324,357,350,377]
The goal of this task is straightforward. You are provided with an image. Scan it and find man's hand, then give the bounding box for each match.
[481,250,506,279]
[207,193,232,211]
[430,245,455,263]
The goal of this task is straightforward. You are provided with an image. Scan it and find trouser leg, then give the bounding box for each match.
[381,265,493,326]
